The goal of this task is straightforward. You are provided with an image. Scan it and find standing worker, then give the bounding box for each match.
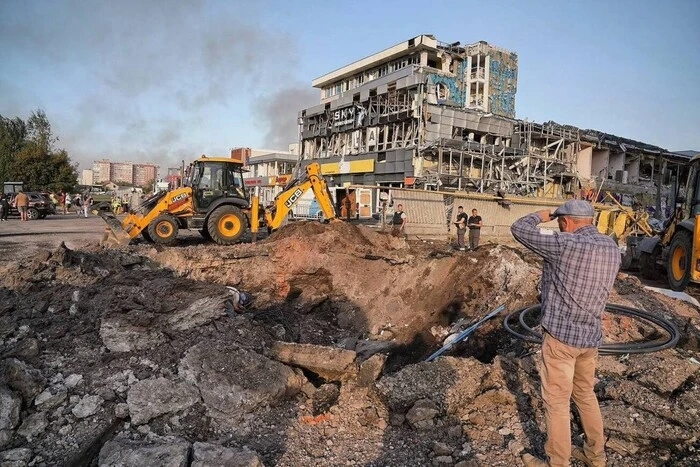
[0,194,9,221]
[511,200,620,467]
[467,208,482,250]
[391,203,407,237]
[14,190,29,221]
[454,206,468,250]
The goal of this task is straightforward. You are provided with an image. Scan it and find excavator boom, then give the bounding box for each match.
[262,162,337,230]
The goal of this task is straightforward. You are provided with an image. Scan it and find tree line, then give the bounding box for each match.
[0,109,78,192]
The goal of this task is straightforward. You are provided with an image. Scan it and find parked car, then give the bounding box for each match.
[9,192,56,220]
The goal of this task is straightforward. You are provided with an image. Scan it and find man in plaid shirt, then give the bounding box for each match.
[511,200,620,467]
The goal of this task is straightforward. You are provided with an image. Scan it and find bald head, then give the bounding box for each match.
[557,215,593,233]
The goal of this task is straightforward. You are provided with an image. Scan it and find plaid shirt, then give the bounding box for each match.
[511,213,620,348]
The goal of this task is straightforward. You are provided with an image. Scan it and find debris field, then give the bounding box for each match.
[0,221,699,466]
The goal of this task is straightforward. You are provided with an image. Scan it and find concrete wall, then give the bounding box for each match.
[577,146,593,180]
[591,149,609,179]
[608,152,625,180]
[384,187,562,239]
[625,156,640,183]
[448,193,560,237]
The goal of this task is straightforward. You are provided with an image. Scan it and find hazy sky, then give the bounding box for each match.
[1,0,698,173]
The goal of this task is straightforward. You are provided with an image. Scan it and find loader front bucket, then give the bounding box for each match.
[98,211,133,246]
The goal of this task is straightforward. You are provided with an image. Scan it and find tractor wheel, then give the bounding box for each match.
[667,230,693,291]
[147,214,179,245]
[141,228,155,243]
[639,249,661,280]
[207,205,246,245]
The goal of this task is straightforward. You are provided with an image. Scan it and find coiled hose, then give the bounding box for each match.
[503,303,680,355]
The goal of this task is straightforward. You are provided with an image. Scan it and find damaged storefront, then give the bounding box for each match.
[298,34,689,218]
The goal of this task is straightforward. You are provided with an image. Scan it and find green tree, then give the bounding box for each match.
[0,116,27,185]
[26,109,56,153]
[10,144,78,192]
[3,109,77,191]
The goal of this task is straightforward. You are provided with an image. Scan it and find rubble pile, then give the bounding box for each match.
[0,222,697,466]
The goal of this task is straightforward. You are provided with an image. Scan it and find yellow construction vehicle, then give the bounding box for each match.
[638,153,700,291]
[99,156,337,246]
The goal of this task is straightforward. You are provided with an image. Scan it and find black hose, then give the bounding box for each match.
[503,303,680,355]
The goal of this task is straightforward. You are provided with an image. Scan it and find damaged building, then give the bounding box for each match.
[297,34,689,217]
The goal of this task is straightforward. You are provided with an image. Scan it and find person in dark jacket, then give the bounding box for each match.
[0,194,9,221]
[391,204,407,237]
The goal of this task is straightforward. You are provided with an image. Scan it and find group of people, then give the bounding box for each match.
[110,189,142,215]
[389,204,484,252]
[454,206,483,251]
[57,192,94,217]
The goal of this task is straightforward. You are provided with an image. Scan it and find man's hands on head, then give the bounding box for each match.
[536,210,553,223]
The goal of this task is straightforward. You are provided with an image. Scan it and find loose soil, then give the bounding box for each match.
[0,220,698,466]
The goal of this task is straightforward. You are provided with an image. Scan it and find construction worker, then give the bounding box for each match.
[511,200,620,467]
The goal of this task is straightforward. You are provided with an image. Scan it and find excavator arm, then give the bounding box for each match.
[261,162,337,230]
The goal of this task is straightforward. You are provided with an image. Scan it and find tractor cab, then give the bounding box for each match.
[187,157,249,213]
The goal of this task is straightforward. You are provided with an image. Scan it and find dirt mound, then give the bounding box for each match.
[0,225,698,466]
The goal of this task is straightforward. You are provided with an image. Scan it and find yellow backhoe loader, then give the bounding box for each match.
[639,152,700,291]
[98,156,337,246]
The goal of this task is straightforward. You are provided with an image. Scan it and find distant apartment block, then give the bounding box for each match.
[92,159,158,187]
[92,160,111,184]
[133,164,157,187]
[80,169,94,186]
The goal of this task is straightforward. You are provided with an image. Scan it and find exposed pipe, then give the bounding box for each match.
[503,303,679,355]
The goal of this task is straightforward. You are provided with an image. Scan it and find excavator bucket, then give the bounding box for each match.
[98,211,132,246]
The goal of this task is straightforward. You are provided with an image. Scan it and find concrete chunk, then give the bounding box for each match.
[191,442,263,467]
[127,377,200,425]
[268,341,356,380]
[99,439,189,467]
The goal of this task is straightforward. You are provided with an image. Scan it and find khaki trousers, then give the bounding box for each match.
[540,332,606,467]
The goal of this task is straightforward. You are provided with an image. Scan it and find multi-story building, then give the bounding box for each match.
[239,147,298,206]
[133,163,157,187]
[110,162,134,184]
[297,33,687,216]
[92,160,111,184]
[91,159,159,188]
[80,169,94,186]
[299,34,518,191]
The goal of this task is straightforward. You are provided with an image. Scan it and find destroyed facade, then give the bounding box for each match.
[298,34,689,213]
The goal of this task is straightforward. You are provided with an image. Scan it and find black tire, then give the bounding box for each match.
[141,228,155,243]
[639,249,661,280]
[199,225,211,240]
[667,230,693,291]
[207,205,246,245]
[147,214,179,245]
[27,208,40,220]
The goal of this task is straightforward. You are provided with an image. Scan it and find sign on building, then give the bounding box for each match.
[367,127,377,149]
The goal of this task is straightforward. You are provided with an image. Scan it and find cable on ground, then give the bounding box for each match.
[503,303,680,355]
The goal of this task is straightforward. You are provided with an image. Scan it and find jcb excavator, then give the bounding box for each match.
[639,152,700,291]
[98,156,337,246]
